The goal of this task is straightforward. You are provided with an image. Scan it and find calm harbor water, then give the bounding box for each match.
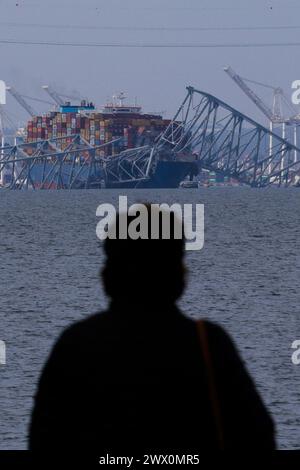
[0,187,300,449]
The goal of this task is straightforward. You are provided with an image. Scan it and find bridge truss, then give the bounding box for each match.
[1,86,300,189]
[156,87,300,187]
[0,135,119,189]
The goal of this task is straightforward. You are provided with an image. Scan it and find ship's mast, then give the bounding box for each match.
[112,92,127,107]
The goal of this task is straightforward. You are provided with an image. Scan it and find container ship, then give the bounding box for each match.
[24,93,196,188]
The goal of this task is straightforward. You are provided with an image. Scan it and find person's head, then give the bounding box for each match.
[102,205,186,307]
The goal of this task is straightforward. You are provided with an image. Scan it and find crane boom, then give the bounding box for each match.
[224,66,276,122]
[59,92,87,102]
[42,85,64,106]
[6,86,36,117]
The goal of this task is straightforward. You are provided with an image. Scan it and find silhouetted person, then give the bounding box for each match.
[29,208,275,451]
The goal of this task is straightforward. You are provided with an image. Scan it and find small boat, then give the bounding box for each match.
[179,180,199,189]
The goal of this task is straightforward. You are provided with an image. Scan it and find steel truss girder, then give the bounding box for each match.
[157,87,300,187]
[1,87,300,189]
[0,135,120,189]
[103,146,155,186]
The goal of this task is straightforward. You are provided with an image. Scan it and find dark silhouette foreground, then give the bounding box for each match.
[29,209,275,451]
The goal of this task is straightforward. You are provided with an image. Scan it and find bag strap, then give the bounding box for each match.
[197,320,225,450]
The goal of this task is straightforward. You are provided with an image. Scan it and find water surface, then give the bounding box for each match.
[0,187,299,449]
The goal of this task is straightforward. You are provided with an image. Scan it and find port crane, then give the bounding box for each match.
[0,82,20,186]
[6,86,55,118]
[42,85,88,106]
[42,85,64,106]
[224,66,285,124]
[6,86,37,117]
[8,84,85,117]
[224,66,299,167]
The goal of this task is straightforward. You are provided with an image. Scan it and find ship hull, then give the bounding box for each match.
[24,160,195,189]
[105,161,196,189]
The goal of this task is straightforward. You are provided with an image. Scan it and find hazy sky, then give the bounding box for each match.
[1,0,300,127]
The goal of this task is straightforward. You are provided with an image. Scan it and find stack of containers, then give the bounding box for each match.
[94,118,100,146]
[26,120,33,141]
[90,118,95,146]
[25,110,172,157]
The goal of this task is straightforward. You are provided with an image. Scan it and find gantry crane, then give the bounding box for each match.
[224,66,299,165]
[6,85,55,118]
[224,66,285,124]
[42,85,86,106]
[42,85,64,106]
[6,86,36,117]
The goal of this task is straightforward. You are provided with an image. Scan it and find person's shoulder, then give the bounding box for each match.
[196,319,237,352]
[55,311,112,347]
[194,318,227,334]
[200,319,229,336]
